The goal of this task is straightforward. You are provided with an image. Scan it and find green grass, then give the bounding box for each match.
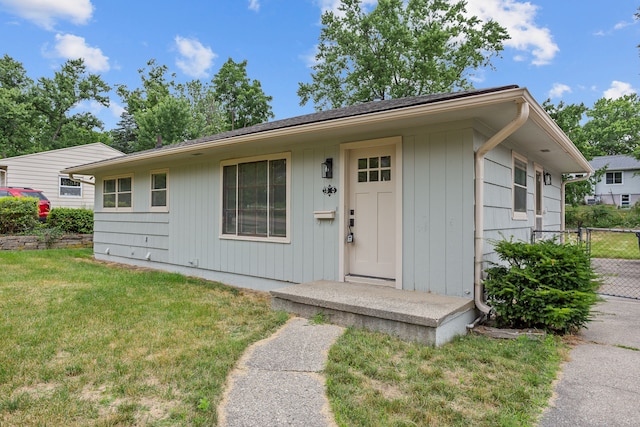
[0,249,288,426]
[326,328,565,427]
[590,231,640,259]
[1,249,569,426]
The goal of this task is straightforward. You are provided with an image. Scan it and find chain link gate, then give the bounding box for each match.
[531,228,640,300]
[586,228,640,300]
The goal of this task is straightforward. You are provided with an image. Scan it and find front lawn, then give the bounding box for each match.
[0,249,288,426]
[1,249,567,426]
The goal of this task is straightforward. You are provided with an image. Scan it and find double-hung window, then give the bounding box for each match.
[605,171,622,185]
[150,170,168,210]
[221,153,290,241]
[103,175,133,210]
[513,154,528,220]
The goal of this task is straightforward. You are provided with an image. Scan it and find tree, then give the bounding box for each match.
[134,96,192,151]
[116,59,229,151]
[176,79,228,137]
[110,111,138,154]
[0,55,35,157]
[582,94,640,157]
[212,58,274,129]
[298,0,509,110]
[0,56,110,157]
[31,59,110,150]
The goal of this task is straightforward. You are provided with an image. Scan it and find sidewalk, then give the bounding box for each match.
[539,296,640,427]
[217,317,344,427]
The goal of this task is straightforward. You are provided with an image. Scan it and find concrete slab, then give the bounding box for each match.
[271,281,476,346]
[272,281,475,326]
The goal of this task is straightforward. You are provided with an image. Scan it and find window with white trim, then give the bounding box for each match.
[605,171,622,185]
[103,175,133,210]
[221,153,290,241]
[0,168,6,187]
[150,171,168,210]
[59,176,82,197]
[513,154,528,220]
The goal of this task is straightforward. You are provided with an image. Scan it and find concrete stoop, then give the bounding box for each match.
[271,281,477,346]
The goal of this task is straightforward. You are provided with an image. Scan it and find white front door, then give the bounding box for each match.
[347,145,396,279]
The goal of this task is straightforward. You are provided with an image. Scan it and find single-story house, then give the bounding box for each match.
[1,143,124,209]
[589,154,640,207]
[63,86,592,343]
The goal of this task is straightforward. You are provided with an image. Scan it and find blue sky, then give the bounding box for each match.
[1,0,639,131]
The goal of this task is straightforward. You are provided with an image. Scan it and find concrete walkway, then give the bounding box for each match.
[539,296,640,427]
[217,317,344,427]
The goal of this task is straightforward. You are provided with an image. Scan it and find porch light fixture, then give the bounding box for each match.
[321,158,333,179]
[543,171,552,186]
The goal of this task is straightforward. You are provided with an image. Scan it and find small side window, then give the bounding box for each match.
[151,171,168,210]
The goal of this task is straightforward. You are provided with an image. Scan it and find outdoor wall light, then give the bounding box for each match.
[321,158,333,179]
[544,171,552,186]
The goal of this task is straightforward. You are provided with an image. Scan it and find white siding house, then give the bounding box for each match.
[589,155,640,207]
[0,143,124,209]
[64,86,592,310]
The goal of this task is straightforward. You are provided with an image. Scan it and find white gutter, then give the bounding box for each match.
[560,173,592,230]
[474,100,530,314]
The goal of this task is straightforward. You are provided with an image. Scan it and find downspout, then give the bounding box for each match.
[560,173,591,231]
[474,100,530,315]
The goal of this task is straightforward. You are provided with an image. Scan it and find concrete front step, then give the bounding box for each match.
[271,280,477,346]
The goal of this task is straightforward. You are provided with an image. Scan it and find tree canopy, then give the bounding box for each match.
[298,0,509,110]
[0,55,110,158]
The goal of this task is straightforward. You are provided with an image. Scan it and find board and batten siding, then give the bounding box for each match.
[0,143,123,209]
[481,141,563,266]
[402,127,475,298]
[93,141,340,290]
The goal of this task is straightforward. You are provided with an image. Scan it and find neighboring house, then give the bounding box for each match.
[589,155,640,207]
[0,143,124,210]
[64,85,591,317]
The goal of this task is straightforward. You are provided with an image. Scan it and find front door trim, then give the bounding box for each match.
[338,136,402,289]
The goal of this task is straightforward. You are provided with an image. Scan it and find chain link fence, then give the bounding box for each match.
[586,228,640,300]
[531,228,640,300]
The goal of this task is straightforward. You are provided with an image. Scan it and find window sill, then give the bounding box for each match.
[219,234,290,244]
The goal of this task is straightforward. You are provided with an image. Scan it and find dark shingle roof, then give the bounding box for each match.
[154,85,520,152]
[590,155,640,171]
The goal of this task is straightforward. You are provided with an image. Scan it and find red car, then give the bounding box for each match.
[0,187,51,220]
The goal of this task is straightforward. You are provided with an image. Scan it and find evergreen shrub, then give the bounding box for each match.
[484,239,600,334]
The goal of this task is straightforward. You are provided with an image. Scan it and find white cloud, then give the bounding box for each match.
[50,33,109,72]
[314,1,559,66]
[0,0,93,30]
[109,101,126,119]
[466,0,559,66]
[174,36,217,78]
[603,81,636,99]
[548,83,571,99]
[248,0,260,12]
[315,0,376,15]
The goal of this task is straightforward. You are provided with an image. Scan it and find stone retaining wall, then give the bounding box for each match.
[0,234,93,251]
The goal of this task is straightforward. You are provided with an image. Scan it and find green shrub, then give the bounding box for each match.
[46,208,94,234]
[484,239,600,334]
[0,197,39,234]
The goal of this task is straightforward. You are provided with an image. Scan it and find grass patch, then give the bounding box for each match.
[0,249,288,426]
[326,328,565,427]
[590,231,640,259]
